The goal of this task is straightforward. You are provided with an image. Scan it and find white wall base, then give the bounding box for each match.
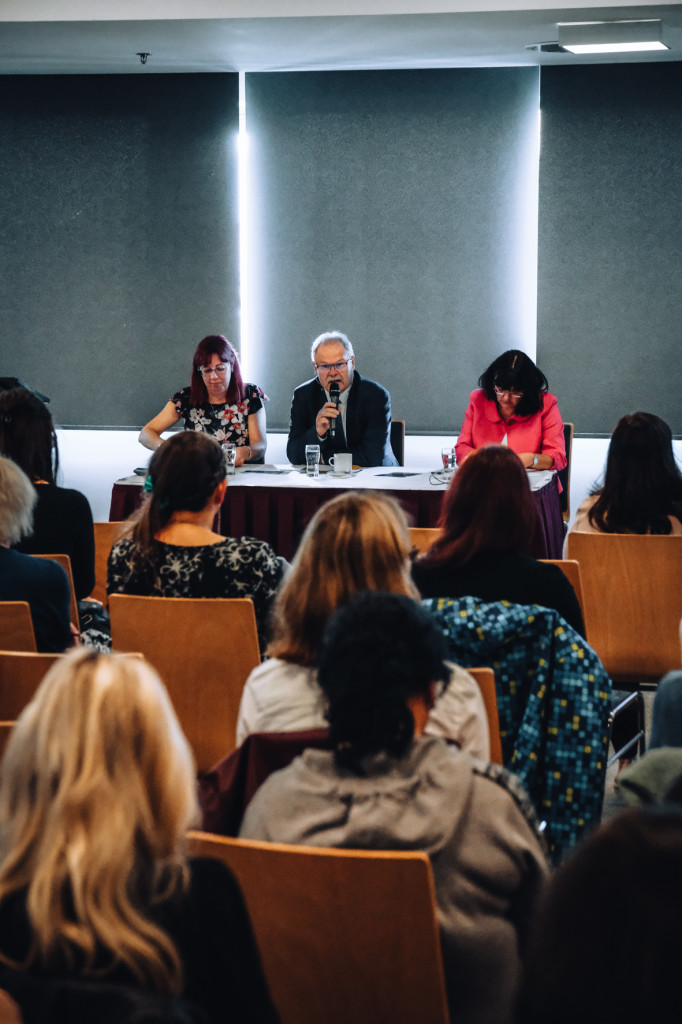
[55,429,680,530]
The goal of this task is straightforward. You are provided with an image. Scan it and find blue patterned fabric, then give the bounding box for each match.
[423,596,612,862]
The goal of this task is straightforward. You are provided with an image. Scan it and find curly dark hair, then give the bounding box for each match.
[317,592,450,772]
[588,412,682,534]
[479,349,549,418]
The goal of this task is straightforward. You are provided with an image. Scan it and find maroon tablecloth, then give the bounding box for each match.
[110,468,564,561]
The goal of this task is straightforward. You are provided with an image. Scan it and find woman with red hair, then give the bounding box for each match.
[139,335,267,466]
[412,445,584,636]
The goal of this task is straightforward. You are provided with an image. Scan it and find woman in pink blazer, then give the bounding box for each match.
[455,349,566,472]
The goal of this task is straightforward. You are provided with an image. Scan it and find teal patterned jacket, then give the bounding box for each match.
[423,596,612,863]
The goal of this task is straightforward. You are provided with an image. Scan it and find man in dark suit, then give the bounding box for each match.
[286,331,398,467]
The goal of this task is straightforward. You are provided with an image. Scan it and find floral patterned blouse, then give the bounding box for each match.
[107,535,285,651]
[172,384,267,449]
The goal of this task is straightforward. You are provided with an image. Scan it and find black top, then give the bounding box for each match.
[0,858,278,1024]
[412,549,585,638]
[15,483,95,600]
[286,371,398,467]
[0,546,72,652]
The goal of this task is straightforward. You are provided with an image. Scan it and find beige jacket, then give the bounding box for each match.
[236,657,490,759]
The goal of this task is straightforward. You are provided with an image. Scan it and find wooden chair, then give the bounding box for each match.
[558,422,574,523]
[467,666,502,765]
[109,595,261,769]
[0,650,63,719]
[565,533,682,685]
[409,526,439,554]
[90,521,125,607]
[186,831,450,1024]
[0,602,37,653]
[540,558,586,626]
[390,418,405,466]
[33,553,79,627]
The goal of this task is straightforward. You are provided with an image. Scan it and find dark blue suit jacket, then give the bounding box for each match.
[286,371,398,467]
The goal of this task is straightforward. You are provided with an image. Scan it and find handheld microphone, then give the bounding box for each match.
[329,383,340,439]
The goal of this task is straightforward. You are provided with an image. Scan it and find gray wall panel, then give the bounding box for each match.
[537,63,682,436]
[0,73,239,427]
[245,68,540,434]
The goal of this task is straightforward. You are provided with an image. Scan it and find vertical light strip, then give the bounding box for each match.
[237,71,250,377]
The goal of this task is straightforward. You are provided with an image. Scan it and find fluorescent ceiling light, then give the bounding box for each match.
[558,20,668,55]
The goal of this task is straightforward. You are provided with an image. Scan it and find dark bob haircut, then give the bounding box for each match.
[0,387,58,485]
[318,591,450,772]
[588,412,682,535]
[418,445,537,569]
[479,349,548,418]
[189,335,246,407]
[517,805,682,1024]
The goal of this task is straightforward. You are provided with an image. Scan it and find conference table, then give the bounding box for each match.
[109,465,565,562]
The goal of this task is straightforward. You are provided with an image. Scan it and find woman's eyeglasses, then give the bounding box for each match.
[494,386,522,399]
[199,363,229,377]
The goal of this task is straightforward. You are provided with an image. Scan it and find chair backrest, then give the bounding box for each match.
[409,526,439,554]
[91,521,125,606]
[467,667,502,765]
[33,553,79,627]
[109,595,261,769]
[0,603,37,653]
[558,422,574,522]
[0,650,63,719]
[390,418,405,466]
[186,831,450,1024]
[565,532,682,684]
[539,558,586,626]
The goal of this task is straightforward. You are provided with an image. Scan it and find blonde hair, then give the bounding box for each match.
[0,648,198,993]
[0,454,36,545]
[268,491,419,666]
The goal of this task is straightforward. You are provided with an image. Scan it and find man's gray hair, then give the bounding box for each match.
[0,455,36,545]
[311,331,354,363]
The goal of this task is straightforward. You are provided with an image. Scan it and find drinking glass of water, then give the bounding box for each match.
[305,444,320,478]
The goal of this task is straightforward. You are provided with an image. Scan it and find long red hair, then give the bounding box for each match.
[418,445,537,568]
[189,335,245,406]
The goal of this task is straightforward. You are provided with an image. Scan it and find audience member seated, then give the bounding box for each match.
[566,411,682,546]
[604,670,682,817]
[0,455,73,652]
[139,334,267,465]
[517,805,682,1024]
[0,386,95,600]
[240,592,548,1024]
[107,431,285,651]
[0,648,277,1024]
[455,348,566,471]
[412,445,585,636]
[236,491,490,759]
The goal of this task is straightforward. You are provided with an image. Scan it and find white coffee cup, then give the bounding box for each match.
[330,452,353,475]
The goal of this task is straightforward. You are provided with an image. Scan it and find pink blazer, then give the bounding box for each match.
[455,389,567,471]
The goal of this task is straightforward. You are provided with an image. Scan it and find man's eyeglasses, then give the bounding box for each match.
[199,363,229,377]
[494,386,522,399]
[315,359,351,373]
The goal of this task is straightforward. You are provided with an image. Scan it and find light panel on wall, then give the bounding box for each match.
[558,20,668,54]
